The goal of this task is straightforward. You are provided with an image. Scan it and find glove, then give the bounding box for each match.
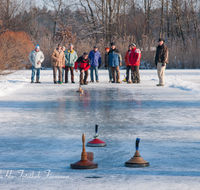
[162,63,165,67]
[105,66,107,69]
[98,65,101,69]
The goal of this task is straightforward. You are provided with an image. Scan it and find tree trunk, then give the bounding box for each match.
[159,0,164,38]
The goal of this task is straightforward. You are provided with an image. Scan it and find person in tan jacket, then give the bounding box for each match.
[52,44,65,84]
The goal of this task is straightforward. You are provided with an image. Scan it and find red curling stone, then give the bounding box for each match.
[86,124,106,147]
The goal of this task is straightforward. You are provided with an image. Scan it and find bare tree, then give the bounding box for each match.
[0,20,6,34]
[190,0,199,42]
[42,0,67,35]
[0,0,27,30]
[53,20,77,45]
[0,31,34,75]
[159,0,164,38]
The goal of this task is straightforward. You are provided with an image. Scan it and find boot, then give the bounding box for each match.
[117,79,122,83]
[35,76,41,83]
[156,84,164,86]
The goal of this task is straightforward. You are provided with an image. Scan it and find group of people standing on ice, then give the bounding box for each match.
[28,38,168,86]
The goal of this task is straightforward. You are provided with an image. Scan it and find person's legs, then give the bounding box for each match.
[36,68,40,82]
[157,62,165,85]
[133,66,137,83]
[116,69,119,81]
[160,64,166,85]
[90,67,94,82]
[62,68,65,82]
[134,66,140,83]
[95,66,99,81]
[127,66,132,82]
[131,67,134,82]
[126,66,129,82]
[53,66,57,83]
[65,66,69,83]
[157,62,162,84]
[111,67,116,82]
[70,67,74,82]
[116,66,121,82]
[127,66,133,83]
[31,66,36,82]
[58,66,62,82]
[108,67,112,81]
[84,70,88,84]
[80,68,84,84]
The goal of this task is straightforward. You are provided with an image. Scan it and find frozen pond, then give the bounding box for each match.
[0,70,200,189]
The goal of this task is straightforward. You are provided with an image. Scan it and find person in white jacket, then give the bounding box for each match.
[29,45,44,83]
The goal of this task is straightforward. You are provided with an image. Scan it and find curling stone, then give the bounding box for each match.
[70,134,98,169]
[77,82,83,93]
[87,124,106,147]
[125,138,149,167]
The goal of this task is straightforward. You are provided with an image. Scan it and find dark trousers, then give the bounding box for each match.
[53,66,62,83]
[80,68,88,84]
[65,66,74,83]
[111,66,120,82]
[108,67,112,81]
[132,66,140,82]
[62,68,65,82]
[126,66,133,82]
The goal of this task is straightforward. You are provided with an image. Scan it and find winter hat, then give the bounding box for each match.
[110,42,115,46]
[58,44,62,47]
[35,45,40,49]
[69,43,73,47]
[83,52,88,55]
[94,46,98,48]
[105,47,110,51]
[131,43,136,47]
[158,38,165,42]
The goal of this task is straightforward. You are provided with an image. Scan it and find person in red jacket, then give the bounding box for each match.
[125,45,133,83]
[129,43,141,83]
[75,52,91,85]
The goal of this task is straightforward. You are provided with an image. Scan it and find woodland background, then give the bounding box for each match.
[0,0,200,74]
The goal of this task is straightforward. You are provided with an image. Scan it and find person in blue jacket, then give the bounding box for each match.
[89,46,101,82]
[108,43,122,83]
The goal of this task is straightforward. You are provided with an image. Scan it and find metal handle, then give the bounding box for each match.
[95,124,98,133]
[136,138,140,150]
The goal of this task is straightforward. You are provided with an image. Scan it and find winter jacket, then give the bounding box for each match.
[75,56,90,71]
[64,49,78,67]
[108,48,122,67]
[29,50,44,68]
[125,50,131,66]
[52,49,65,67]
[105,53,109,67]
[129,47,141,67]
[88,50,101,67]
[155,44,169,65]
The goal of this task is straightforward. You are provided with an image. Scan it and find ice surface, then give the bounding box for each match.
[0,70,200,189]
